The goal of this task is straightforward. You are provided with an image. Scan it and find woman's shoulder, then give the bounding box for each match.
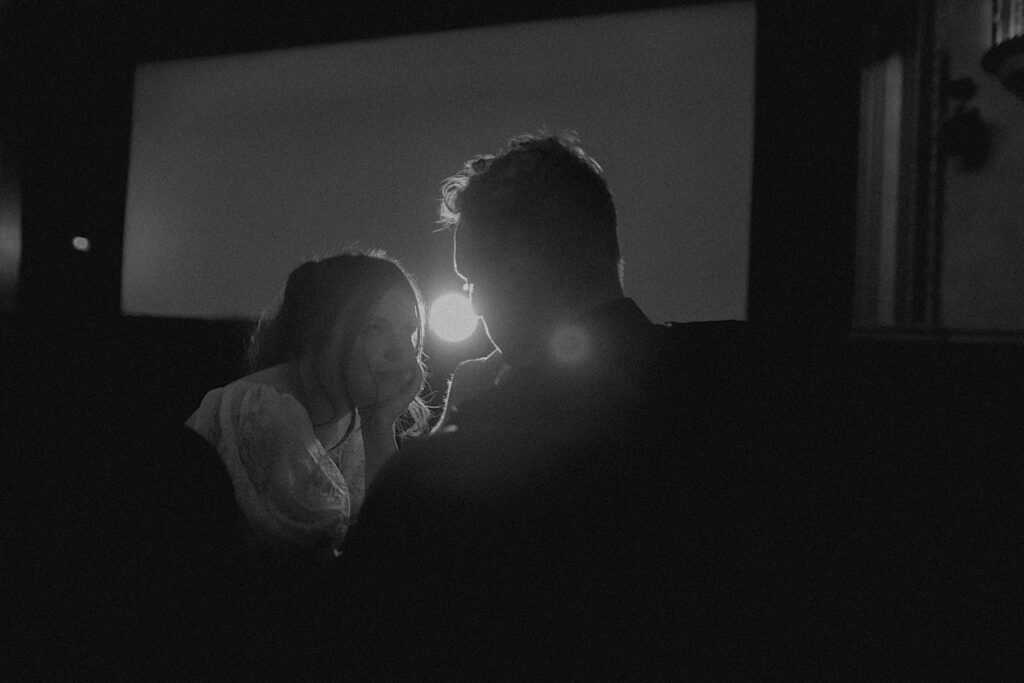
[225,369,306,419]
[188,367,307,433]
[241,363,288,388]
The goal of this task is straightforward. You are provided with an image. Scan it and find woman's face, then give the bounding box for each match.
[333,286,420,409]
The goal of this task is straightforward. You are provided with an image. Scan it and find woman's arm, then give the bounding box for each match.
[360,414,399,487]
[217,382,354,546]
[358,362,425,487]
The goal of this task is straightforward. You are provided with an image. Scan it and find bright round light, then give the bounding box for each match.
[428,293,478,343]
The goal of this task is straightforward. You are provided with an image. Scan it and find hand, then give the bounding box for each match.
[435,349,505,430]
[359,361,425,434]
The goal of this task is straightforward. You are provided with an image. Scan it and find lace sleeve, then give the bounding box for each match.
[215,383,352,548]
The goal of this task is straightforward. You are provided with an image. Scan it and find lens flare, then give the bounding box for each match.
[428,293,478,343]
[550,324,590,365]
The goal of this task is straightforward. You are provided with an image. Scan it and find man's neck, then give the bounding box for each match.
[552,285,627,329]
[502,289,627,369]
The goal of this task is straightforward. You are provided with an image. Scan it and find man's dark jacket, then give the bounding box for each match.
[335,298,893,678]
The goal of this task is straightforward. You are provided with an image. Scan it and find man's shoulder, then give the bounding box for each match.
[641,319,753,378]
[653,318,808,368]
[656,318,753,348]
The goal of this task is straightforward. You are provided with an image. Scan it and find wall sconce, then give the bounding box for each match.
[982,0,1024,99]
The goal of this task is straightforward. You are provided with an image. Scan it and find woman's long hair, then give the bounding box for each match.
[247,249,432,439]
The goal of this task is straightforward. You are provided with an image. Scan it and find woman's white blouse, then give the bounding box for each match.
[186,380,365,549]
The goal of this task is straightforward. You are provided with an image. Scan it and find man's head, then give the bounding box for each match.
[439,133,624,362]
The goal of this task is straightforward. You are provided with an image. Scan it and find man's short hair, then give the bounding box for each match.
[440,133,623,284]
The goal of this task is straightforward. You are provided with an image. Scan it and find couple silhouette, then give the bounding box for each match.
[111,133,905,679]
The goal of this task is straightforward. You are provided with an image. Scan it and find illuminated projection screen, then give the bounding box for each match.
[123,1,755,323]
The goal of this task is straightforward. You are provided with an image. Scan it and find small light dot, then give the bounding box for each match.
[72,236,91,252]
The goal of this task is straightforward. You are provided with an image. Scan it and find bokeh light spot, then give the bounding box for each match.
[550,325,590,365]
[428,293,478,343]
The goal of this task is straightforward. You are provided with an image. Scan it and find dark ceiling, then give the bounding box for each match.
[1,0,701,65]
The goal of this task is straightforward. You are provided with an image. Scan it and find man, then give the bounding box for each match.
[336,134,882,678]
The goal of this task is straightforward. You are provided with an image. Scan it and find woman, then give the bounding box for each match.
[186,250,431,553]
